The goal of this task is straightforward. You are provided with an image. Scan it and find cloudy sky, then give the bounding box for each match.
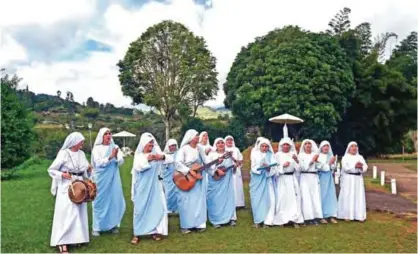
[1,0,417,108]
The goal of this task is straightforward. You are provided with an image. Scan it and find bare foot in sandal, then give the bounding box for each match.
[131,236,140,245]
[152,234,163,241]
[58,245,69,254]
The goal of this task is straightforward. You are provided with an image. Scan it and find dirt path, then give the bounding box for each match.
[368,163,417,201]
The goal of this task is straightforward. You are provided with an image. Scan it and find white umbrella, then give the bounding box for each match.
[112,131,136,148]
[269,113,304,138]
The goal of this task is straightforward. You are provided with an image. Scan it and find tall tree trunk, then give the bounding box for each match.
[164,118,171,142]
[192,104,198,118]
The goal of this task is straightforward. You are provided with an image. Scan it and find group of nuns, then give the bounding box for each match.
[48,128,367,253]
[48,128,246,252]
[250,137,367,228]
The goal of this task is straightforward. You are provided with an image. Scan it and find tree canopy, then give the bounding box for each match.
[328,8,417,155]
[223,9,416,155]
[1,72,35,169]
[223,26,355,140]
[117,20,218,140]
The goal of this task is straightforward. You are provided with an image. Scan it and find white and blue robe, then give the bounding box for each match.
[249,138,277,225]
[132,151,172,236]
[337,142,368,221]
[91,143,125,232]
[198,142,211,191]
[207,151,237,225]
[273,138,304,225]
[316,141,338,218]
[175,144,208,229]
[162,151,178,213]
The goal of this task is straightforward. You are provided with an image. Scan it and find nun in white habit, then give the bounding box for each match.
[198,131,212,155]
[273,137,304,227]
[337,141,368,222]
[249,137,277,228]
[130,133,173,244]
[175,129,209,234]
[162,138,179,213]
[298,139,326,225]
[48,132,91,253]
[250,137,263,161]
[225,135,245,208]
[91,127,125,236]
[198,131,211,189]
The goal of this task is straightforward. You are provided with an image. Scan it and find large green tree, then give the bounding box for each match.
[223,26,355,140]
[117,20,218,140]
[328,9,417,155]
[1,72,35,169]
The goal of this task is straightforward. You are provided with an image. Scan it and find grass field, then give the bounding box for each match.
[1,157,417,253]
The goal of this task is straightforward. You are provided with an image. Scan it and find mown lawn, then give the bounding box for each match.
[1,157,417,253]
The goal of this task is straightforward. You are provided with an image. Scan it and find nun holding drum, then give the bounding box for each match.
[47,132,92,253]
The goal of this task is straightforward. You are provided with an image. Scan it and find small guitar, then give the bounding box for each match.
[173,152,232,191]
[213,164,236,181]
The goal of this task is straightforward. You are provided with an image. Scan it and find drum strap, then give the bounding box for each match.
[65,150,81,196]
[65,150,81,175]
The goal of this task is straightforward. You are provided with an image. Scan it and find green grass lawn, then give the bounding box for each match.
[1,157,417,253]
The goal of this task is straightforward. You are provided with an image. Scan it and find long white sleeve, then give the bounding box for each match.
[48,150,66,180]
[92,146,111,168]
[207,153,219,176]
[116,145,124,166]
[276,152,298,175]
[251,155,264,175]
[358,155,368,173]
[299,154,316,172]
[342,156,357,173]
[175,147,191,175]
[162,153,174,165]
[133,153,152,172]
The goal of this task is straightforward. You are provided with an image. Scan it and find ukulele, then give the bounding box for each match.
[213,164,236,181]
[173,152,232,191]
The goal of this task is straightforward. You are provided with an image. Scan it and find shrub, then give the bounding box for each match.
[1,76,35,169]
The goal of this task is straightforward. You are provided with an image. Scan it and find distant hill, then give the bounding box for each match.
[15,87,231,121]
[196,106,232,119]
[16,89,133,116]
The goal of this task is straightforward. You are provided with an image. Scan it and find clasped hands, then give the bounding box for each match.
[147,154,165,161]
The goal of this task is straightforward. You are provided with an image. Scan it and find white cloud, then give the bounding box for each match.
[0,31,28,66]
[0,0,96,27]
[2,0,418,108]
[16,52,132,107]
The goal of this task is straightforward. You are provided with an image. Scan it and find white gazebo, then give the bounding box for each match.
[269,113,304,138]
[112,130,136,149]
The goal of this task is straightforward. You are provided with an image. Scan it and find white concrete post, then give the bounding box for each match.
[380,171,385,186]
[372,166,377,179]
[391,179,397,194]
